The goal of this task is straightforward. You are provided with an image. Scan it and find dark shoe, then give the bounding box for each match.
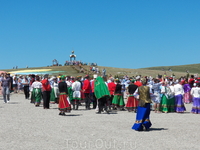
[121,108,126,111]
[96,112,101,114]
[59,112,62,115]
[105,110,110,114]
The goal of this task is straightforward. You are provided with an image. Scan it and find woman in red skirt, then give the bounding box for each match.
[126,79,138,112]
[58,75,71,116]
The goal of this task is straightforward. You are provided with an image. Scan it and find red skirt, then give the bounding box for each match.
[58,94,71,112]
[126,96,138,110]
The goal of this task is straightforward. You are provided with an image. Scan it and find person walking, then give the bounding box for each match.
[94,76,110,114]
[1,73,11,103]
[132,78,153,131]
[22,76,30,99]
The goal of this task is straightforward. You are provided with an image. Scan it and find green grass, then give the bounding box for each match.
[142,63,200,74]
[1,64,197,78]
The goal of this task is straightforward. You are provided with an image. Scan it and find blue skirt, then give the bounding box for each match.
[132,103,152,131]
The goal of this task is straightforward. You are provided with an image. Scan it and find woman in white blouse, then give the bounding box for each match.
[174,80,186,113]
[31,76,42,107]
[190,83,200,114]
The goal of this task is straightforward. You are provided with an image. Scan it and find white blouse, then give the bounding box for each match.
[190,87,200,98]
[31,81,42,89]
[174,84,184,96]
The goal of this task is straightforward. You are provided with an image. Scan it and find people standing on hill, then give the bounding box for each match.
[41,74,51,109]
[1,73,11,103]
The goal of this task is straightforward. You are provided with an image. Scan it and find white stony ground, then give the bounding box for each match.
[0,93,200,150]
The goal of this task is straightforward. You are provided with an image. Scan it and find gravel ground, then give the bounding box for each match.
[0,93,200,150]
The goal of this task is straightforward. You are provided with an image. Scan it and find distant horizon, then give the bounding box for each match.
[1,62,200,71]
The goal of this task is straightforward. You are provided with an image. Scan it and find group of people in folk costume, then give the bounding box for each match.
[1,72,200,131]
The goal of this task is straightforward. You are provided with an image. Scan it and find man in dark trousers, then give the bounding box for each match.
[83,75,91,110]
[41,74,51,109]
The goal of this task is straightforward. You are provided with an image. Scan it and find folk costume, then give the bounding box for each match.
[132,79,152,131]
[126,80,138,112]
[112,80,125,110]
[94,76,110,114]
[190,84,200,114]
[91,78,97,109]
[58,76,71,115]
[107,80,116,110]
[72,79,81,110]
[30,75,36,103]
[183,83,192,104]
[151,80,162,113]
[83,75,92,109]
[31,80,42,106]
[41,75,51,109]
[174,82,186,113]
[160,85,175,113]
[50,79,59,104]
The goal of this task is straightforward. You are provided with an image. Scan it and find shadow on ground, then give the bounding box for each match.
[62,114,83,117]
[149,128,168,131]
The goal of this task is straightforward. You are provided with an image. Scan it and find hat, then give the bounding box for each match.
[85,75,90,78]
[136,76,140,80]
[93,74,97,79]
[131,79,136,83]
[60,75,66,80]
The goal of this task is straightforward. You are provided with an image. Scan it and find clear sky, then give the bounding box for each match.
[1,0,200,70]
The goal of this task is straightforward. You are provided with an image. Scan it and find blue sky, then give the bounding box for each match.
[0,0,200,70]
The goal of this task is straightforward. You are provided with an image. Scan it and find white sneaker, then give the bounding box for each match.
[7,101,9,103]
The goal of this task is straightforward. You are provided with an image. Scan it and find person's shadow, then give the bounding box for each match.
[148,128,168,131]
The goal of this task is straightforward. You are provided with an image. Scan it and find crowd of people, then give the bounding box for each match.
[0,72,200,131]
[64,60,97,66]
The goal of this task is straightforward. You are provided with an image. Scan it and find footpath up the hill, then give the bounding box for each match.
[0,93,200,150]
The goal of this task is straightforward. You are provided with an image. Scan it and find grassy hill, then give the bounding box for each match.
[142,63,200,75]
[1,64,195,78]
